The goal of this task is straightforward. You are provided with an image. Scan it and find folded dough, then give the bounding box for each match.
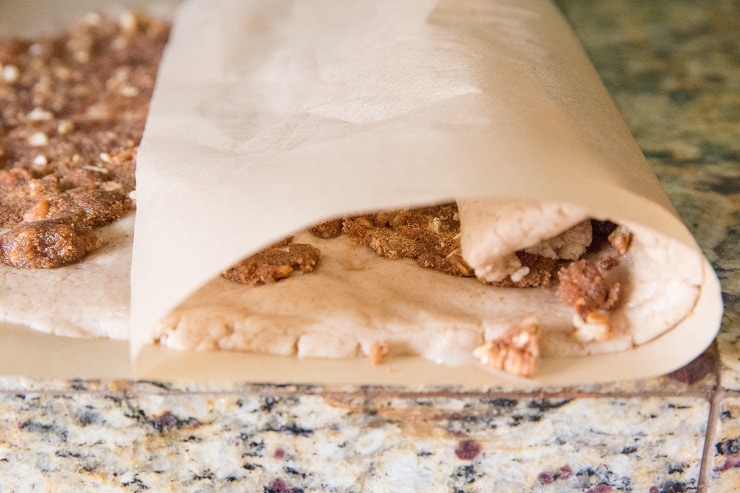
[154,199,703,363]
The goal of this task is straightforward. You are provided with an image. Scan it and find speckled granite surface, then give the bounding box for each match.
[0,0,738,491]
[0,391,712,491]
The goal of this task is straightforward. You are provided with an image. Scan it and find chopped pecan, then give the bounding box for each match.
[368,341,389,365]
[119,11,150,36]
[608,225,633,255]
[572,310,613,343]
[472,316,539,378]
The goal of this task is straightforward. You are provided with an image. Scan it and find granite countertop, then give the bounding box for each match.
[0,0,738,491]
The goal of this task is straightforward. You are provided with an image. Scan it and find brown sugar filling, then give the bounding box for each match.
[226,204,625,332]
[0,12,169,268]
[222,240,321,286]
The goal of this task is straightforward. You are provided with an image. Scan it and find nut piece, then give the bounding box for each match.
[119,11,150,36]
[368,341,389,365]
[57,120,75,135]
[472,316,539,378]
[1,64,19,83]
[32,155,48,168]
[27,107,54,121]
[572,311,613,343]
[27,132,49,147]
[608,225,633,255]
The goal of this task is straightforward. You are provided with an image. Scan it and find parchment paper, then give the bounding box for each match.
[129,0,722,385]
[0,0,722,385]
